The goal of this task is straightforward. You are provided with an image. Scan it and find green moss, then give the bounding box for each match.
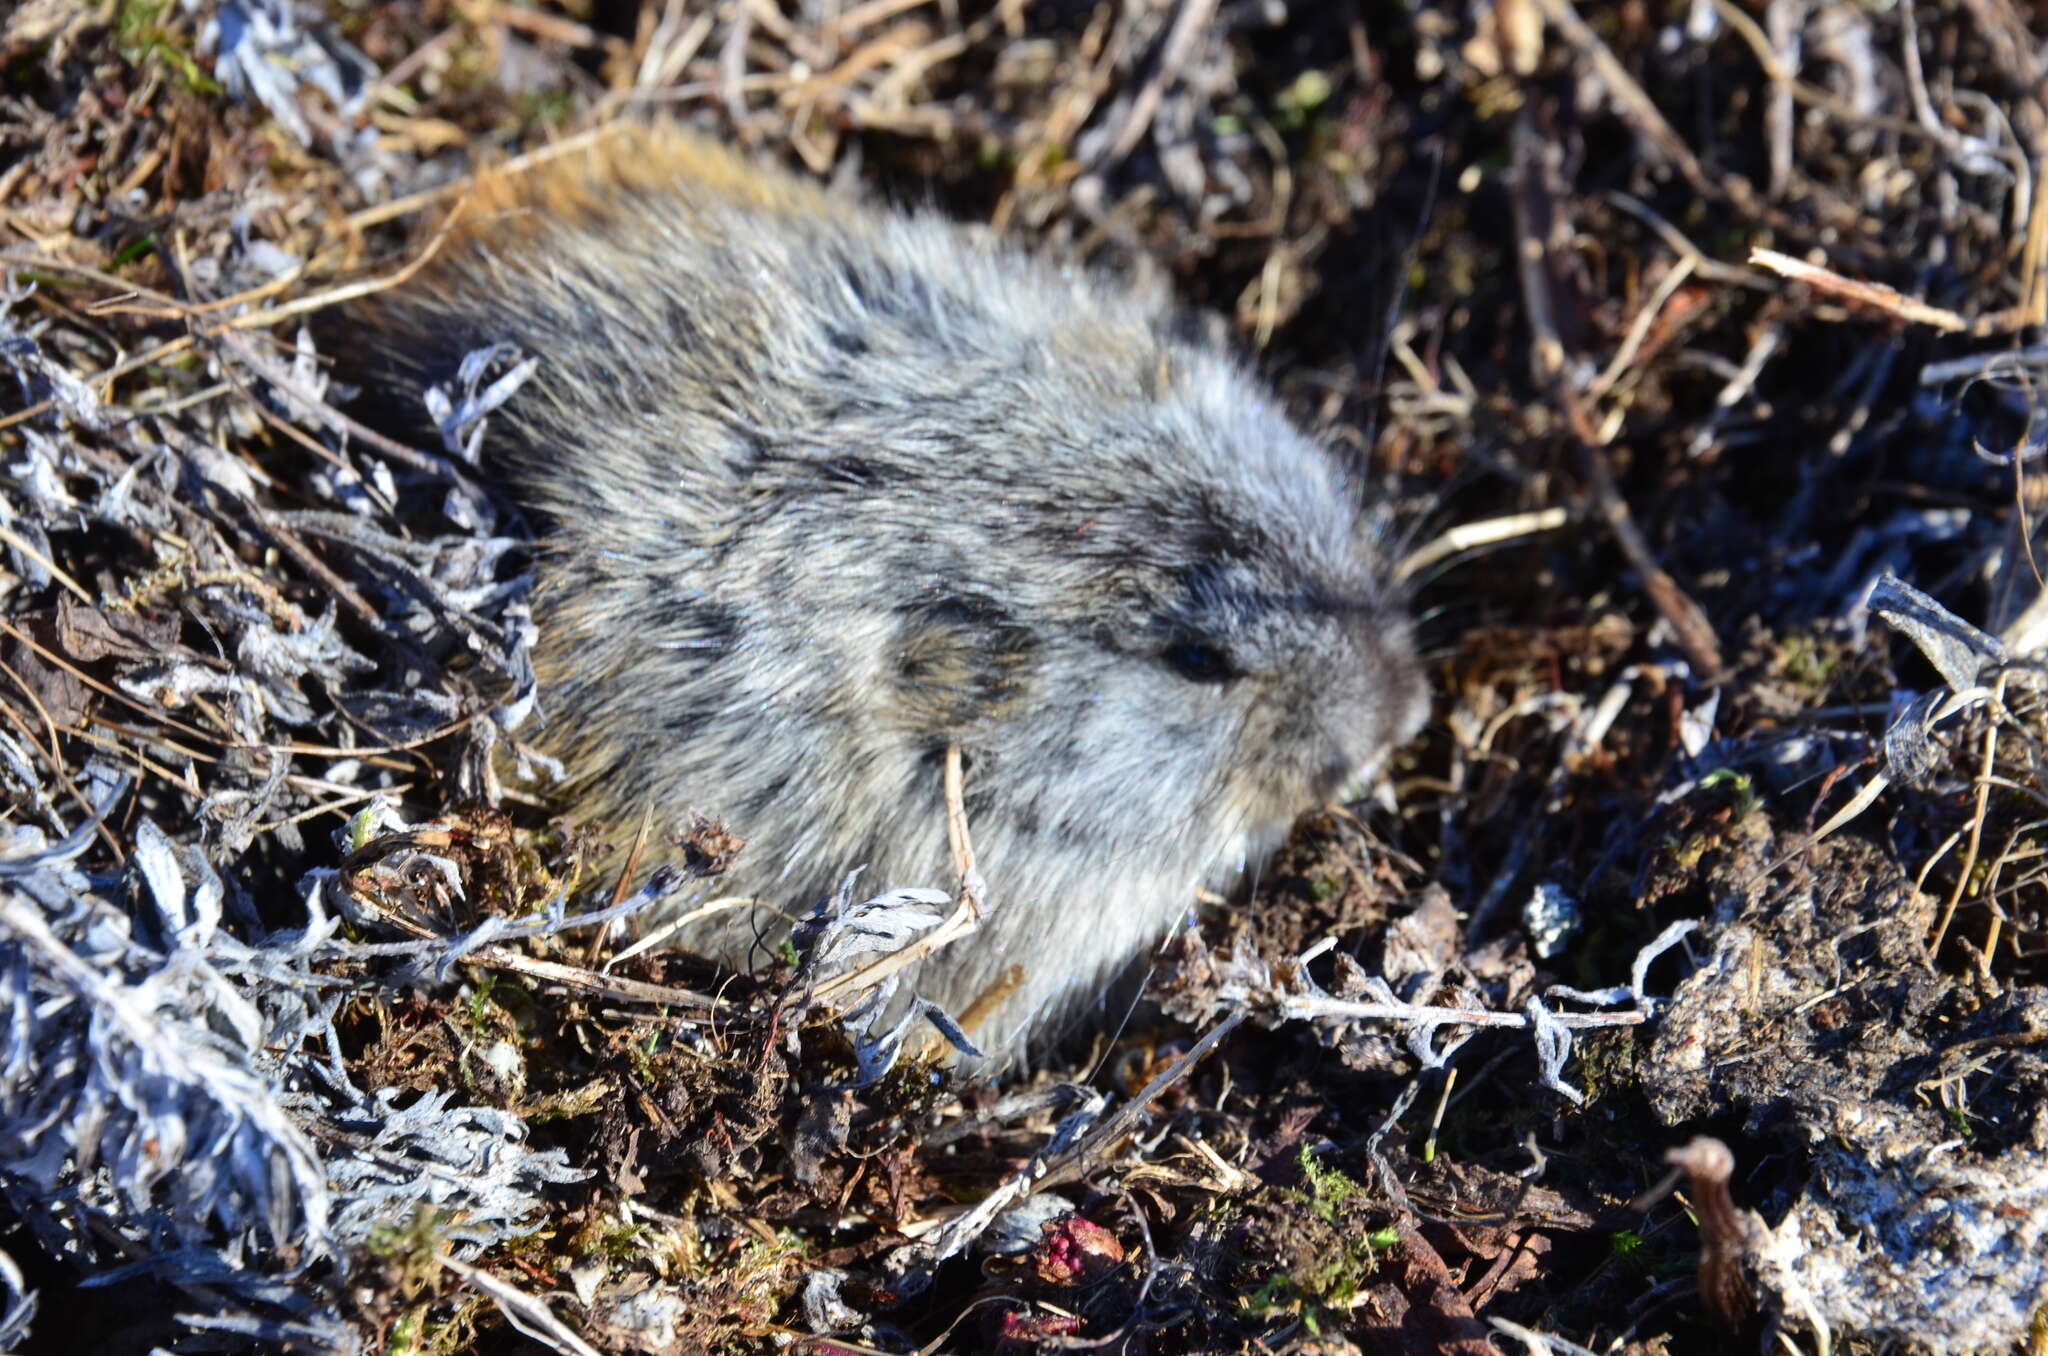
[1294,1144,1365,1224]
[1570,1028,1640,1102]
[1774,630,1839,689]
[1698,767,1760,818]
[115,0,221,93]
[1238,1244,1377,1335]
[1233,1150,1388,1331]
[389,1299,485,1356]
[1273,70,1332,132]
[578,1213,659,1264]
[385,1309,425,1356]
[461,973,500,1032]
[520,87,578,130]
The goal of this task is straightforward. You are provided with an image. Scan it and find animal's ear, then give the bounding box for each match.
[890,593,1038,735]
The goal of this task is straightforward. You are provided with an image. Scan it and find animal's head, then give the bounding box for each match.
[860,339,1427,881]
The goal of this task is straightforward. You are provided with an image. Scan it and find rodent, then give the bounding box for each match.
[345,126,1428,1061]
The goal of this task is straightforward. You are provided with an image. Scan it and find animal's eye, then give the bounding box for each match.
[1161,639,1237,684]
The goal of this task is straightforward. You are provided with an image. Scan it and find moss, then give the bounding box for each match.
[114,0,220,94]
[1697,767,1760,818]
[1293,1143,1365,1224]
[1571,1027,1642,1102]
[363,1207,462,1298]
[1230,1150,1391,1334]
[520,86,578,130]
[1772,629,1842,691]
[570,1211,661,1266]
[1273,69,1332,132]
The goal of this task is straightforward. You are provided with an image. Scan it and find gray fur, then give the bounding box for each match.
[349,133,1428,1061]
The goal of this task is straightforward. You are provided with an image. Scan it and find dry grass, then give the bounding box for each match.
[3,0,2048,1352]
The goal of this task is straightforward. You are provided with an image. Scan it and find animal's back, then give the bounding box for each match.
[349,126,1427,1061]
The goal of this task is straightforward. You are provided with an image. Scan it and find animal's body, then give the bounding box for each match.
[348,126,1426,1060]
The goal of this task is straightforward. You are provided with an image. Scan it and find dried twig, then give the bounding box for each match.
[807,744,986,1008]
[439,1255,601,1356]
[1665,1138,1756,1335]
[1933,670,2010,956]
[1750,246,1969,331]
[1398,507,1571,582]
[1510,112,1725,678]
[1097,0,1219,162]
[1529,0,1726,201]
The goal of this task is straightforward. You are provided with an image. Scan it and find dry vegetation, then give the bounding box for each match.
[3,0,2048,1352]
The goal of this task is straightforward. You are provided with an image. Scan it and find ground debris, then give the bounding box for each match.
[5,0,2048,1351]
[1645,833,2048,1352]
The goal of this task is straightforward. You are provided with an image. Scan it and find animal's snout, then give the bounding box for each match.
[1310,638,1429,804]
[1385,645,1431,746]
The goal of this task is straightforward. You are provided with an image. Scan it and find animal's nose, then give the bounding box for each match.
[1318,656,1428,802]
[1364,622,1429,745]
[1389,653,1430,744]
